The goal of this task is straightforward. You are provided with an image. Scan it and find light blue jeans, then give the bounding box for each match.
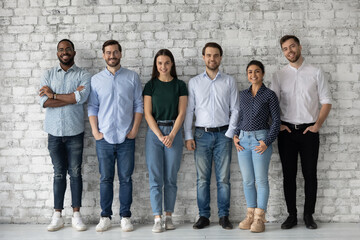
[237,129,272,211]
[194,128,232,218]
[145,124,183,215]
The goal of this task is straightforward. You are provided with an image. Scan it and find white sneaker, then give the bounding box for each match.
[152,218,164,233]
[164,216,176,230]
[72,212,87,231]
[47,212,64,232]
[96,217,111,232]
[121,217,134,232]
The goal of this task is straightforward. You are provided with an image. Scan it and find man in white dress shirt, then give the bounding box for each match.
[184,42,240,230]
[271,35,332,230]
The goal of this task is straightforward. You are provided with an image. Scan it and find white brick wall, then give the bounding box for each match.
[1,0,359,224]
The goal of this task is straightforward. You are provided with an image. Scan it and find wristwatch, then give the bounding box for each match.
[53,93,57,99]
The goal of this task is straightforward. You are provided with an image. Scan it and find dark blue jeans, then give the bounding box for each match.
[48,132,84,210]
[96,138,135,218]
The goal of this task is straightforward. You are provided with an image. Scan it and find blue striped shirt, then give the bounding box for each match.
[87,67,144,144]
[39,64,91,137]
[235,84,280,146]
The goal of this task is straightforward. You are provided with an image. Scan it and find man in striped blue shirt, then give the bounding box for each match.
[88,40,143,232]
[39,39,91,232]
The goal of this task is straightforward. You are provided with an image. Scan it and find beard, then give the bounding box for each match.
[206,61,220,71]
[58,54,75,66]
[286,51,301,63]
[106,58,120,67]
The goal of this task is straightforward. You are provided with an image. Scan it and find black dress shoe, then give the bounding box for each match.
[304,214,317,229]
[193,216,210,229]
[281,215,297,229]
[219,216,233,230]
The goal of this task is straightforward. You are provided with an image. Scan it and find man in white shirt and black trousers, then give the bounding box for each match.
[271,35,332,230]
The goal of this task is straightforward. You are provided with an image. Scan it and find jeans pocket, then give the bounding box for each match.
[194,128,204,139]
[254,131,268,142]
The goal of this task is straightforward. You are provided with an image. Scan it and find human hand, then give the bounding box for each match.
[255,140,267,155]
[303,124,320,134]
[185,139,196,151]
[233,135,244,152]
[39,86,54,99]
[93,131,104,140]
[280,124,291,133]
[76,85,85,92]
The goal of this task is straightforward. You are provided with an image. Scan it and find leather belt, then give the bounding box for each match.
[196,125,228,132]
[157,121,174,126]
[281,121,315,130]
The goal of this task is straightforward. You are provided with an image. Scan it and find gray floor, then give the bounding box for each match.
[1,223,360,240]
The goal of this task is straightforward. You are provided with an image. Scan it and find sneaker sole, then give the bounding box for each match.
[152,229,164,233]
[96,226,111,232]
[47,224,64,232]
[122,228,134,232]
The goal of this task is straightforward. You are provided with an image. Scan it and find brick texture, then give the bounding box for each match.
[0,0,359,224]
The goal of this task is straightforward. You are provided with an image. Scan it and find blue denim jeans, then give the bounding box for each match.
[47,132,84,210]
[96,138,135,218]
[145,125,183,215]
[237,129,273,211]
[194,128,232,218]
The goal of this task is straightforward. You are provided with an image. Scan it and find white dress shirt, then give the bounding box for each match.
[184,71,240,140]
[271,59,332,125]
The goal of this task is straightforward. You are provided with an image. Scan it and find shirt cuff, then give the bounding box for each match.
[39,96,48,107]
[184,130,193,141]
[225,129,235,139]
[74,90,81,103]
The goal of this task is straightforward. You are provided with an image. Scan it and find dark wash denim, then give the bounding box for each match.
[48,132,84,209]
[96,138,135,218]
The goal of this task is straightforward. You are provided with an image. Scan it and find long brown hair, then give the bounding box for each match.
[151,49,177,79]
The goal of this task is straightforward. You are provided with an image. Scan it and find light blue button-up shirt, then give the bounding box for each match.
[39,64,91,136]
[184,71,240,140]
[87,67,144,144]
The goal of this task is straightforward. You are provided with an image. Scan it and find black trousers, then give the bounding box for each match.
[278,129,319,216]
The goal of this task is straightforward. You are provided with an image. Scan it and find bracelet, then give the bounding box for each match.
[53,94,57,99]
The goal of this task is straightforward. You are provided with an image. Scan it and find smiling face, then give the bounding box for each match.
[203,47,222,71]
[247,64,264,85]
[103,44,122,68]
[156,55,173,78]
[281,38,302,63]
[57,41,76,66]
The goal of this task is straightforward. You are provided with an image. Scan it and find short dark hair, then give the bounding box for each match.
[279,35,300,47]
[102,40,122,53]
[202,42,223,56]
[57,39,75,50]
[246,60,265,73]
[151,49,178,79]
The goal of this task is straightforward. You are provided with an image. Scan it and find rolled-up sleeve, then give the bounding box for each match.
[317,68,332,105]
[87,77,99,117]
[133,74,144,114]
[39,70,49,108]
[75,71,92,104]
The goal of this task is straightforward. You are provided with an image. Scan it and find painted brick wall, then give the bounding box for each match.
[1,0,359,224]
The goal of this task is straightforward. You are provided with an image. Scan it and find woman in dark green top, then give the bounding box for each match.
[143,49,188,233]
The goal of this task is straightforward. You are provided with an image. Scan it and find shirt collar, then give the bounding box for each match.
[56,63,78,72]
[288,57,306,71]
[105,66,122,76]
[247,83,266,94]
[202,70,222,81]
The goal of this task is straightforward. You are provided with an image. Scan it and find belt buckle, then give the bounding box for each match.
[204,127,209,132]
[294,124,299,130]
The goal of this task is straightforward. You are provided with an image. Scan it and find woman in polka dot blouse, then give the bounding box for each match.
[233,60,281,233]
